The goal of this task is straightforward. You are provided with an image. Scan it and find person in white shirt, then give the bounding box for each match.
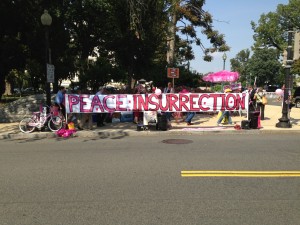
[163,82,174,94]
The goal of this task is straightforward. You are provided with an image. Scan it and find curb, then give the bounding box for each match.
[2,127,300,140]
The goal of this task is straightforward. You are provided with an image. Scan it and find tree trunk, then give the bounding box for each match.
[167,1,177,67]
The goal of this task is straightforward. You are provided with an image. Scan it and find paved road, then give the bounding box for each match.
[1,134,300,225]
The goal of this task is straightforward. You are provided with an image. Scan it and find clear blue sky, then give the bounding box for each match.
[189,0,289,74]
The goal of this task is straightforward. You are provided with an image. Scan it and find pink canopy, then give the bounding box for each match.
[203,70,239,83]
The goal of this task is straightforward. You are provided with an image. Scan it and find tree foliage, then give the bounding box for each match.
[0,0,229,99]
[230,49,250,85]
[166,0,229,65]
[251,0,300,50]
[247,48,282,87]
[251,0,300,83]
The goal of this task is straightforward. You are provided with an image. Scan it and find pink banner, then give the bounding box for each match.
[223,83,242,91]
[65,93,249,113]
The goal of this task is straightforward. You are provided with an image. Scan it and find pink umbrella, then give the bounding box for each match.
[203,70,239,83]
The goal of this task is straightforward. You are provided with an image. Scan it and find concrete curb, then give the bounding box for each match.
[1,127,300,140]
[1,103,300,140]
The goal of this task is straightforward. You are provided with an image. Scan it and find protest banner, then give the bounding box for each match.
[65,93,249,114]
[223,82,242,91]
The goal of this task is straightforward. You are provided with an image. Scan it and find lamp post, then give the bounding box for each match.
[41,10,52,108]
[276,28,293,128]
[222,52,227,70]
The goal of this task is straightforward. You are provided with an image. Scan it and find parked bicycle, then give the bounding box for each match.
[19,105,64,133]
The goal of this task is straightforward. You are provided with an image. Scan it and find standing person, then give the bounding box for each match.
[74,89,83,130]
[247,85,256,119]
[180,89,195,126]
[95,87,107,127]
[133,80,147,123]
[277,84,285,100]
[185,111,196,126]
[279,84,294,115]
[163,82,175,122]
[163,82,174,94]
[79,89,93,130]
[277,84,291,108]
[217,88,233,126]
[172,88,183,123]
[55,86,66,118]
[254,87,266,120]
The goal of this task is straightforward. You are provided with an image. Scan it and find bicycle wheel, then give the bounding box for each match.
[19,117,36,133]
[48,116,63,132]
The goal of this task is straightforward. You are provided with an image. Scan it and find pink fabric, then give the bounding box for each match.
[257,115,262,129]
[56,128,76,138]
[180,89,189,93]
[203,70,239,83]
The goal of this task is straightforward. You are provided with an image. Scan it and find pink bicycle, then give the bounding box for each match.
[19,105,64,133]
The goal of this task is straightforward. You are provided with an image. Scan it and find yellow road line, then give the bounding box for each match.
[181,171,300,177]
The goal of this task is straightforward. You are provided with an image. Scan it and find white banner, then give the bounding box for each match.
[65,93,249,113]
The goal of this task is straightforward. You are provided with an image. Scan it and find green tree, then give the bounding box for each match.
[166,0,229,66]
[251,0,300,82]
[56,0,116,89]
[110,0,168,86]
[251,0,300,50]
[0,0,231,99]
[0,0,29,99]
[247,48,281,87]
[230,49,250,86]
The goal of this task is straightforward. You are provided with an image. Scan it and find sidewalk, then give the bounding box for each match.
[0,105,300,140]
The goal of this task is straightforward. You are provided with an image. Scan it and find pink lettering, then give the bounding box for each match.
[116,94,127,111]
[68,95,79,113]
[80,95,90,113]
[225,94,237,110]
[136,94,148,111]
[190,94,199,111]
[169,94,179,111]
[210,94,221,111]
[90,95,104,112]
[103,95,116,112]
[148,94,159,111]
[220,94,226,110]
[199,94,209,111]
[236,94,246,109]
[179,94,189,111]
[159,95,168,111]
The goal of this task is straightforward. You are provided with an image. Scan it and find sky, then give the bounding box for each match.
[189,0,289,74]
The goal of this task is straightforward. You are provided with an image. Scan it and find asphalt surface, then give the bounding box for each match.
[1,134,299,225]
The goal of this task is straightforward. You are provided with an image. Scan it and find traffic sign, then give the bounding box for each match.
[167,68,179,78]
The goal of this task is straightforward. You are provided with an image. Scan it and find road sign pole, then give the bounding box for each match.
[172,78,175,90]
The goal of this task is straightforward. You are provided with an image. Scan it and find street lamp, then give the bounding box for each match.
[222,52,227,70]
[276,28,293,128]
[41,10,52,108]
